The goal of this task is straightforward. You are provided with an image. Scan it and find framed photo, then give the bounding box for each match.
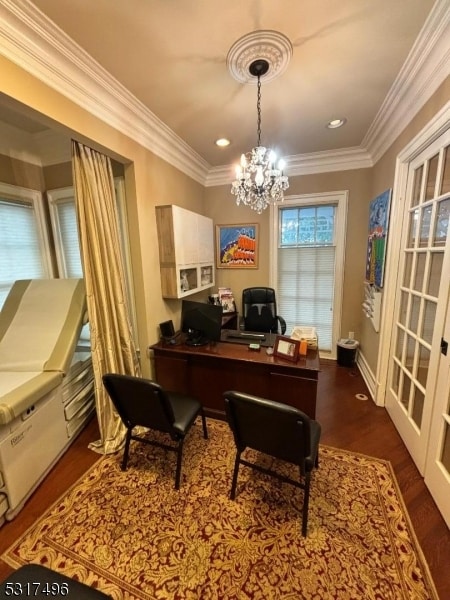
[273,335,300,363]
[215,224,259,269]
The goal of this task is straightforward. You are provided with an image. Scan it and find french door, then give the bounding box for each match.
[385,128,450,523]
[425,289,450,528]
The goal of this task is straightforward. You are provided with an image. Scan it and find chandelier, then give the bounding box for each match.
[231,59,289,214]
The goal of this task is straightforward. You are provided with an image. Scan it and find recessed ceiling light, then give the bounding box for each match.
[326,118,347,129]
[215,138,231,147]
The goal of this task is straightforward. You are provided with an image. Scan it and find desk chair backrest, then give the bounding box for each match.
[103,373,176,436]
[242,287,286,334]
[224,391,315,473]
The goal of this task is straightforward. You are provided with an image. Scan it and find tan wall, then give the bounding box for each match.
[360,76,450,374]
[0,153,44,190]
[0,54,204,378]
[205,168,372,341]
[1,52,447,381]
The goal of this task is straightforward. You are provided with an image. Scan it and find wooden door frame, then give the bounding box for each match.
[376,101,450,407]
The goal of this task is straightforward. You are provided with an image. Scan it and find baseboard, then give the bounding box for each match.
[356,351,377,403]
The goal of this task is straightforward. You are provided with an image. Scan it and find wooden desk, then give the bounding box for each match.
[150,337,320,419]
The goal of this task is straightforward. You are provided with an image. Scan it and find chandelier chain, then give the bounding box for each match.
[257,75,262,148]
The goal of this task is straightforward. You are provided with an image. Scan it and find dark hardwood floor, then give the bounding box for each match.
[0,359,449,597]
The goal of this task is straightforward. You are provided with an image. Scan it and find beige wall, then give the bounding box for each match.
[0,153,44,190]
[1,52,448,382]
[205,168,372,342]
[0,54,204,378]
[360,76,450,374]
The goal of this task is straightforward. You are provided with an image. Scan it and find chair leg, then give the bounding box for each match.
[230,451,241,500]
[301,471,311,537]
[121,429,132,471]
[175,439,184,490]
[200,408,208,439]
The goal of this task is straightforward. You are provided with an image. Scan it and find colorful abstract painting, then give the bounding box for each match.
[365,189,391,287]
[216,224,259,268]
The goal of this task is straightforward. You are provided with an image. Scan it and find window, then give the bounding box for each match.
[0,182,53,309]
[47,179,138,343]
[270,192,348,355]
[47,188,82,278]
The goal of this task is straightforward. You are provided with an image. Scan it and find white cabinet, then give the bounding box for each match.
[155,205,215,299]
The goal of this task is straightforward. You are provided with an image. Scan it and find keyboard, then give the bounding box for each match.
[227,331,266,341]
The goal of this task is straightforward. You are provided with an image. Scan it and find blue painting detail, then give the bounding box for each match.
[365,190,391,288]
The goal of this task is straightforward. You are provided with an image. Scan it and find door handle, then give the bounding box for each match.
[441,337,448,356]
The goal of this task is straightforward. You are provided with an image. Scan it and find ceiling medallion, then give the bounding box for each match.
[227,30,293,84]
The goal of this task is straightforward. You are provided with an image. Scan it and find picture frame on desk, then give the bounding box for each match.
[215,224,259,269]
[273,335,300,363]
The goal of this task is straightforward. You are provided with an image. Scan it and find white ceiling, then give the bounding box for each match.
[0,0,448,176]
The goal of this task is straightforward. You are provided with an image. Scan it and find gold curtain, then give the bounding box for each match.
[72,140,141,454]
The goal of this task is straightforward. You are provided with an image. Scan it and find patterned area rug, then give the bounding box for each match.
[3,419,438,599]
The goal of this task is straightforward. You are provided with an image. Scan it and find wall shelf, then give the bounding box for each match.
[363,282,382,332]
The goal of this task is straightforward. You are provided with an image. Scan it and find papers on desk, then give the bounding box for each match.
[290,326,318,350]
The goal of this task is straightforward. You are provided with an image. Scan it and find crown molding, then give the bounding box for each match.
[205,147,373,187]
[0,0,210,184]
[362,0,450,163]
[0,0,448,184]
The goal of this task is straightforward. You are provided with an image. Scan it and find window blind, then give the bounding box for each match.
[0,199,47,308]
[56,200,83,277]
[277,246,335,350]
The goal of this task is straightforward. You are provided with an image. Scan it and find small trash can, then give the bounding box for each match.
[337,339,359,367]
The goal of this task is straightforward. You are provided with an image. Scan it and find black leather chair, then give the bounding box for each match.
[241,287,286,334]
[224,391,321,536]
[103,373,208,489]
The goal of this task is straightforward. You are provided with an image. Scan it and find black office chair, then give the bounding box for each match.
[103,373,208,489]
[224,391,321,536]
[241,287,286,334]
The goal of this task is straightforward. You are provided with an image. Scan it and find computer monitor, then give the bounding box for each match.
[181,300,223,346]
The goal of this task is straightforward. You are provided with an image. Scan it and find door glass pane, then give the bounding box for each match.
[392,361,400,396]
[407,210,419,247]
[422,300,436,344]
[419,205,432,247]
[409,295,421,332]
[401,374,412,408]
[411,165,423,207]
[395,328,404,361]
[403,253,413,286]
[413,253,426,292]
[417,343,430,388]
[427,253,443,297]
[399,291,409,326]
[425,154,439,200]
[412,386,425,428]
[433,198,450,246]
[405,334,415,373]
[441,146,450,195]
